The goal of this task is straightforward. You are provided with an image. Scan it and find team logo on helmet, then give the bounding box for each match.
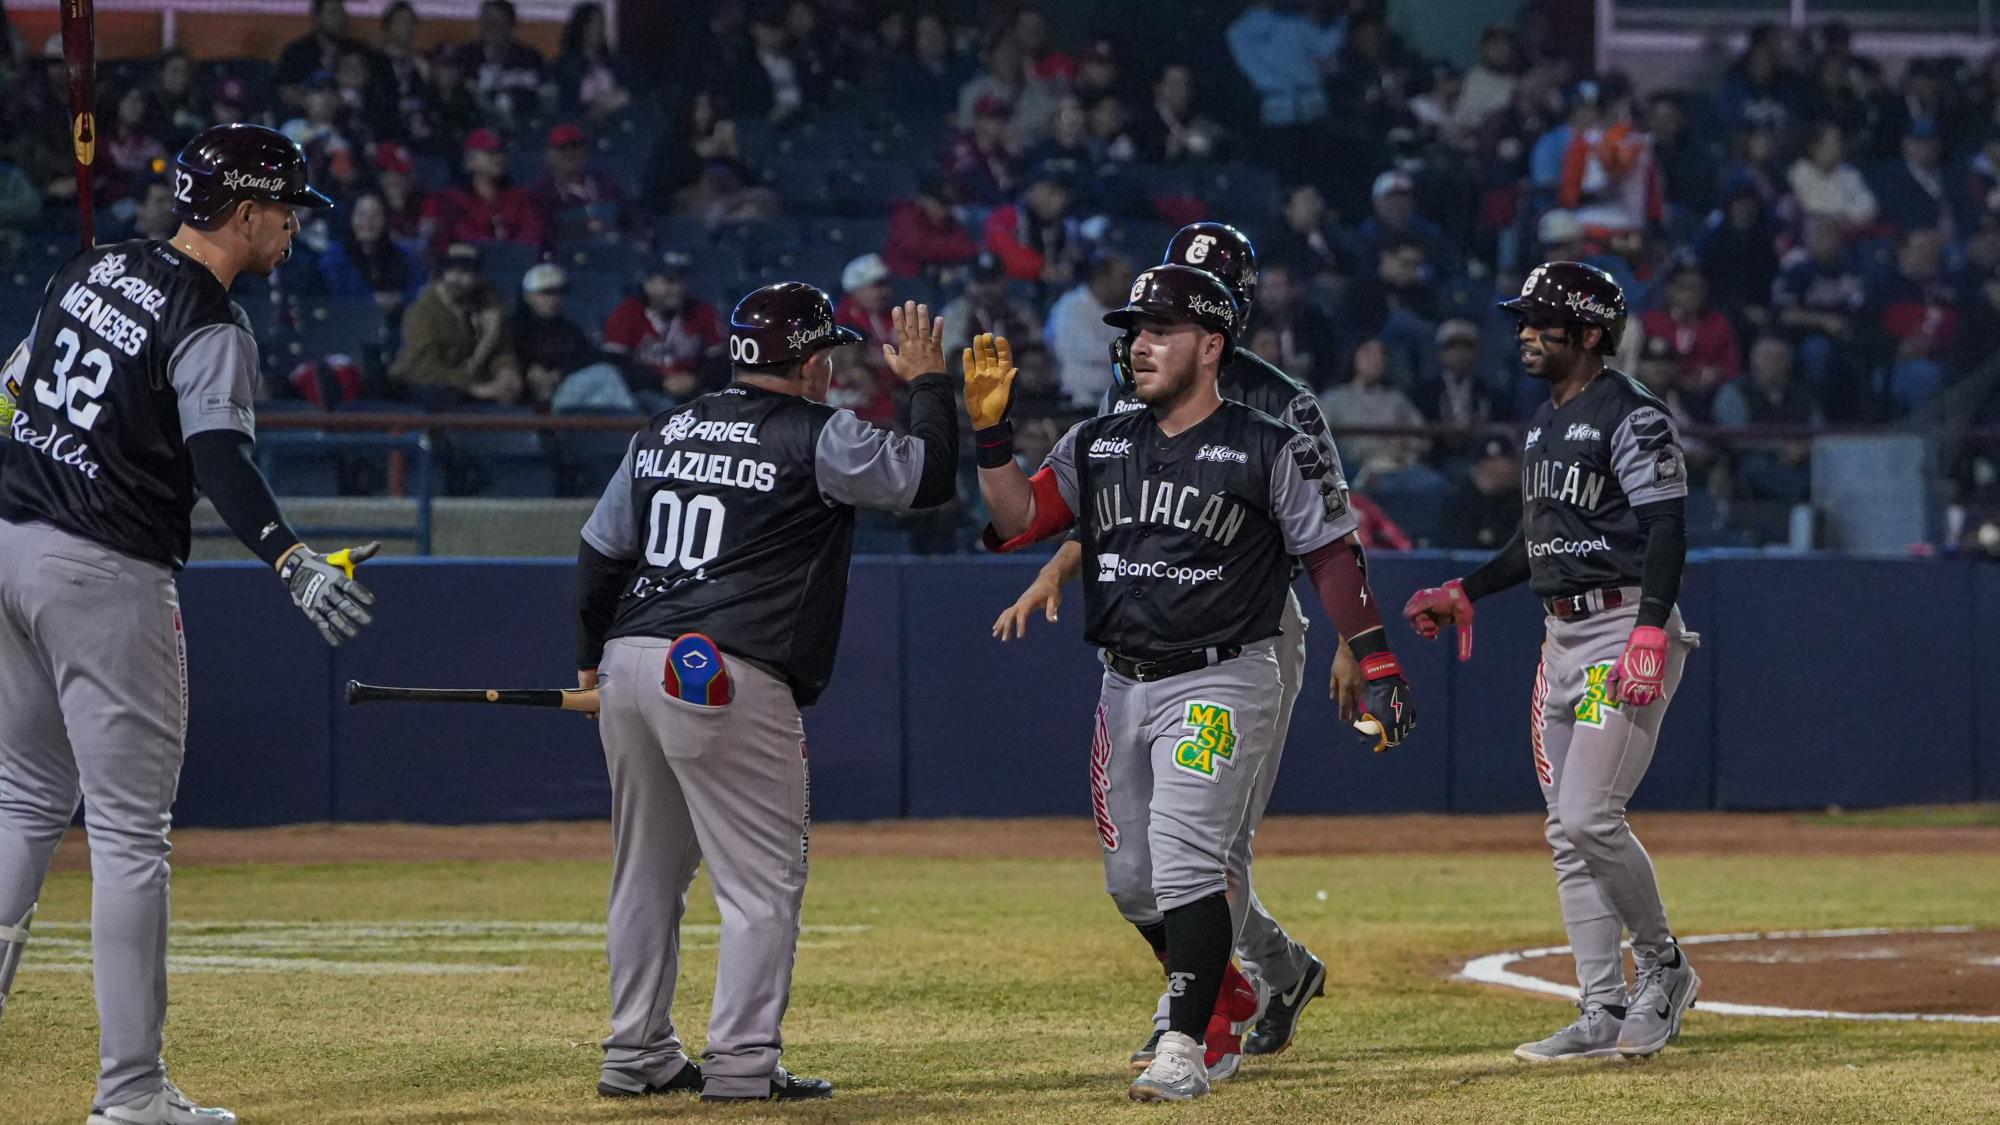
[1521,267,1544,296]
[1130,275,1148,301]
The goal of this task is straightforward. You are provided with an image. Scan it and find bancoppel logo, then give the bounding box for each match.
[1564,290,1618,320]
[1524,427,1542,449]
[1097,555,1225,585]
[1526,535,1611,558]
[85,254,127,287]
[1564,422,1602,442]
[1089,437,1133,458]
[221,169,287,193]
[1194,443,1247,464]
[1187,295,1235,325]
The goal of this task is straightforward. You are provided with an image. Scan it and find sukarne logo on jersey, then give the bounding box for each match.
[1194,443,1247,464]
[1564,422,1602,442]
[1089,437,1133,458]
[1093,553,1224,585]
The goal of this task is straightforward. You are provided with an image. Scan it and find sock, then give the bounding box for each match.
[1162,893,1232,1042]
[1135,920,1167,959]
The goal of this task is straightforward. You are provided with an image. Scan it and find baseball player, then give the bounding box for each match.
[0,124,378,1125]
[991,224,1361,1076]
[970,264,1416,1101]
[1403,261,1701,1063]
[576,286,959,1103]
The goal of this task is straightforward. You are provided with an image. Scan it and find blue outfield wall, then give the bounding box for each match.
[170,554,1996,828]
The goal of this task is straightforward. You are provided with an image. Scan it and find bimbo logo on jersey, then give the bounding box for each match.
[221,169,287,193]
[1089,437,1133,458]
[1194,444,1247,464]
[1524,427,1542,449]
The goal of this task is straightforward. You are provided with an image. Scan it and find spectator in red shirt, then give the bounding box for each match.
[1638,262,1741,410]
[525,122,631,242]
[944,96,1018,207]
[601,252,725,403]
[424,127,549,255]
[883,173,977,280]
[371,142,430,242]
[1871,226,1960,414]
[830,253,899,425]
[983,174,1078,286]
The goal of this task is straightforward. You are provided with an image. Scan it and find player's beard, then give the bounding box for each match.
[1134,355,1199,411]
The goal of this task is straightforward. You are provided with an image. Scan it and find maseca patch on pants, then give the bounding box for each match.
[661,633,733,707]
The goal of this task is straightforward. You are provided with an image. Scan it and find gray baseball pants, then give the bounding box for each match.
[1532,592,1698,1006]
[597,634,811,1099]
[0,519,187,1108]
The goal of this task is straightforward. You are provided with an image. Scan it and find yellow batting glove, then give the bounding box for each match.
[325,541,381,580]
[962,332,1018,431]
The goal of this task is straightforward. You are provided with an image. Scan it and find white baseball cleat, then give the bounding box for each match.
[1127,1031,1210,1102]
[1620,944,1700,1058]
[87,1081,236,1125]
[1514,1002,1624,1062]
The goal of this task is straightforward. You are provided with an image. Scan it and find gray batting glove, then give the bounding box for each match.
[277,542,379,646]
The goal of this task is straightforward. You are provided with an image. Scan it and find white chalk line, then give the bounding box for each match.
[22,919,871,976]
[1458,926,2000,1024]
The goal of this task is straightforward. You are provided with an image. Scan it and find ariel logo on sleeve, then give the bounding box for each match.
[1173,700,1239,780]
[1574,662,1623,728]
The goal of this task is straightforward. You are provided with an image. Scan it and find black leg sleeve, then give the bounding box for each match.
[1163,892,1233,1042]
[186,430,299,567]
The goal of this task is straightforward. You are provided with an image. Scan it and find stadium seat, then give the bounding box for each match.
[332,398,425,496]
[552,422,639,497]
[830,161,917,217]
[477,242,543,293]
[296,297,389,366]
[443,407,557,498]
[254,406,342,497]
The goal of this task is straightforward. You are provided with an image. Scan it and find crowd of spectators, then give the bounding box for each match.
[4,0,2000,549]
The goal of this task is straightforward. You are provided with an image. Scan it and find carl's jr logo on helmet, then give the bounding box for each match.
[221,169,287,193]
[786,321,834,350]
[1187,295,1234,325]
[1564,290,1617,319]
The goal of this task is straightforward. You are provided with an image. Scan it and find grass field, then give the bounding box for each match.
[5,815,1999,1124]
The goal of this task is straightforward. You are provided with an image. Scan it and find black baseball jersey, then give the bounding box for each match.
[1518,369,1689,597]
[582,382,935,706]
[1036,399,1358,659]
[0,240,259,567]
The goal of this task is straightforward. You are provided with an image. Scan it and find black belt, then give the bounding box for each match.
[1543,588,1625,622]
[1103,644,1241,682]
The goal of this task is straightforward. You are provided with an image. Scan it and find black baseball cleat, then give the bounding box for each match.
[1244,953,1327,1056]
[699,1067,834,1103]
[597,1057,702,1097]
[1129,1026,1165,1072]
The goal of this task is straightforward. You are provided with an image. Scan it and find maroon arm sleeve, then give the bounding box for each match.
[1302,537,1390,656]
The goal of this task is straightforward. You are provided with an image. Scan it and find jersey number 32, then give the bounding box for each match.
[33,327,114,430]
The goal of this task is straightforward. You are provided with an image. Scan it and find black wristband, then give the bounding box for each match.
[974,421,1016,469]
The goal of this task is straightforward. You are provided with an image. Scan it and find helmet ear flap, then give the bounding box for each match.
[1109,333,1135,392]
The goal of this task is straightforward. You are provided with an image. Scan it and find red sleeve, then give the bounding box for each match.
[984,207,1044,280]
[1709,313,1741,378]
[981,466,1076,552]
[1301,537,1387,643]
[504,188,549,249]
[1558,136,1588,209]
[602,298,647,351]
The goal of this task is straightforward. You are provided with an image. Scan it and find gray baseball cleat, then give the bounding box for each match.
[1128,1031,1210,1102]
[1245,952,1326,1056]
[1513,1002,1624,1062]
[1619,944,1700,1057]
[1128,1025,1164,1072]
[86,1081,236,1125]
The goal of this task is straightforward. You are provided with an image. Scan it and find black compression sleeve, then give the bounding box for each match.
[1459,527,1530,601]
[186,430,299,567]
[1632,498,1688,629]
[903,372,961,509]
[575,540,635,670]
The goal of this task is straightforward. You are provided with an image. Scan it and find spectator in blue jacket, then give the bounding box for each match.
[319,191,426,319]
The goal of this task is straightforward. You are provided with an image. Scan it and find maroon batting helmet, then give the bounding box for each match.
[1163,222,1258,322]
[1497,260,1627,355]
[1103,264,1241,345]
[172,123,332,225]
[727,281,862,367]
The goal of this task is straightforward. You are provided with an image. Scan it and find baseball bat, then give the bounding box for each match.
[60,0,97,249]
[344,680,600,712]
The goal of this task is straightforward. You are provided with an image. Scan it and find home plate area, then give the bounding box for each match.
[21,919,871,976]
[1460,927,2000,1023]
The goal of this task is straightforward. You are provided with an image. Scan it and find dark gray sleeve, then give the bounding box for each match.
[1042,420,1084,513]
[3,321,34,388]
[169,323,260,438]
[814,409,932,511]
[579,434,641,560]
[1611,405,1690,506]
[1280,388,1353,497]
[1270,431,1359,556]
